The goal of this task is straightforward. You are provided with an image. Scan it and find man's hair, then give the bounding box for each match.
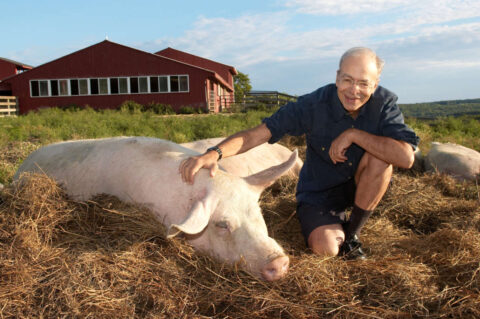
[339,47,385,75]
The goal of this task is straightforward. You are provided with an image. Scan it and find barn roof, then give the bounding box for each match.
[0,57,33,70]
[156,47,237,86]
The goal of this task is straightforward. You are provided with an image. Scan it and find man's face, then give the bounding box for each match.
[335,54,379,113]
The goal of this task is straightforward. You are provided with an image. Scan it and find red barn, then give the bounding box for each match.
[0,57,33,81]
[0,58,33,95]
[2,40,237,114]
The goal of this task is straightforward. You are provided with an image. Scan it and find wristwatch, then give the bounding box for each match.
[206,146,222,160]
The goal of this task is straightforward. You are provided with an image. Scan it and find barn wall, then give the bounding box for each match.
[6,41,213,114]
[0,60,18,81]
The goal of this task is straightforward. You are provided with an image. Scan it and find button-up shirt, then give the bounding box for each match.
[262,83,419,206]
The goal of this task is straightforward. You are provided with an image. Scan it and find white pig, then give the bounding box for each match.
[182,137,303,177]
[425,142,480,182]
[14,136,297,281]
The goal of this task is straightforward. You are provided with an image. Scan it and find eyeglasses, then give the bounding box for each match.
[338,75,375,91]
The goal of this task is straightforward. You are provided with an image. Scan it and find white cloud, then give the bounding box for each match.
[284,0,480,22]
[285,0,409,15]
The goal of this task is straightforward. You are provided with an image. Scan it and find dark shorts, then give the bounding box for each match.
[296,179,356,242]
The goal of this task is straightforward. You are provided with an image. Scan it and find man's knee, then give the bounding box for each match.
[357,152,393,180]
[308,224,345,257]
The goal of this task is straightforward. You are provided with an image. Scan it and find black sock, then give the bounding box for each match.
[345,204,373,240]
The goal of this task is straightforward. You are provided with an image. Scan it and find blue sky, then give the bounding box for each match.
[2,0,480,103]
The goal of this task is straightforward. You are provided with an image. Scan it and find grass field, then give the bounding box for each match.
[0,108,479,318]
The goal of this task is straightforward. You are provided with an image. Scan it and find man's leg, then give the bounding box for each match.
[308,224,345,256]
[354,152,393,212]
[339,152,393,258]
[308,152,392,257]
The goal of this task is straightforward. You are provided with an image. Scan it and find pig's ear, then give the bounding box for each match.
[244,149,298,192]
[167,191,219,238]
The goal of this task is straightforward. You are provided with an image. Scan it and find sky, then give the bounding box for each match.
[2,0,480,103]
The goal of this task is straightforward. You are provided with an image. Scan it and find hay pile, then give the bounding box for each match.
[1,169,479,318]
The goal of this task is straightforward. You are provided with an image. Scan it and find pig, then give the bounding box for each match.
[182,137,303,177]
[425,142,480,182]
[14,136,298,281]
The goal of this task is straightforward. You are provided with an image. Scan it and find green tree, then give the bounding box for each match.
[234,71,252,103]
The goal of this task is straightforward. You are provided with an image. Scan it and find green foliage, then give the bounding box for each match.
[178,106,196,114]
[234,71,252,102]
[145,102,175,115]
[406,115,480,153]
[0,108,273,146]
[400,98,480,118]
[119,100,144,114]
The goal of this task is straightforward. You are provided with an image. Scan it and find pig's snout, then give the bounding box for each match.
[261,255,289,281]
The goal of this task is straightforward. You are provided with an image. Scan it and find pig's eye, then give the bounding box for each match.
[215,221,230,230]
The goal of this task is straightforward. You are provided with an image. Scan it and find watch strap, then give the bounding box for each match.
[206,146,222,160]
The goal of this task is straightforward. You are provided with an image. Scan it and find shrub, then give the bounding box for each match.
[179,106,196,114]
[119,101,144,114]
[146,103,175,115]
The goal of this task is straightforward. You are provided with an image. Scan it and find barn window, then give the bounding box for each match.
[70,79,79,95]
[79,79,88,95]
[179,76,188,92]
[150,76,159,93]
[170,76,179,92]
[30,81,39,97]
[159,76,168,92]
[50,80,59,96]
[99,79,108,94]
[110,78,119,94]
[39,80,49,96]
[119,78,128,94]
[90,79,99,95]
[139,77,148,93]
[130,77,139,93]
[59,80,68,96]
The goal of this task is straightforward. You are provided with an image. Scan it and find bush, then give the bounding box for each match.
[119,101,144,114]
[146,103,175,115]
[179,106,196,114]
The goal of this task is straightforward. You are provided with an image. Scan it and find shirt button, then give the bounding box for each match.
[348,162,352,166]
[351,125,355,128]
[321,147,325,151]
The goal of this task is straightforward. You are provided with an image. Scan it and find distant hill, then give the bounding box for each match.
[399,98,480,119]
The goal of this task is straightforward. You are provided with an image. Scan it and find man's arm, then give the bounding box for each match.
[179,123,272,184]
[329,128,415,169]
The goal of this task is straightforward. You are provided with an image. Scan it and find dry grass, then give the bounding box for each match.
[0,140,479,318]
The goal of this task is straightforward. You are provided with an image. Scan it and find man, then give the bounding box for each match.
[179,47,419,259]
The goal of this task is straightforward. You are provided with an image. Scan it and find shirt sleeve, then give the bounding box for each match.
[262,95,313,144]
[379,95,420,149]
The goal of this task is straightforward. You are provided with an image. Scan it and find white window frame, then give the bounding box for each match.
[78,78,89,95]
[59,79,69,96]
[29,74,190,97]
[30,80,50,97]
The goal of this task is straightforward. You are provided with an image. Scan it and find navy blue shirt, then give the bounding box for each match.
[262,83,419,206]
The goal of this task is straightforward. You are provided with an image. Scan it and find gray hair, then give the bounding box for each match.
[339,47,385,75]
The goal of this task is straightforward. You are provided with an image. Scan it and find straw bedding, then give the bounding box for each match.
[0,145,479,318]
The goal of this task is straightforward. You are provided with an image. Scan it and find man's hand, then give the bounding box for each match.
[179,151,219,184]
[329,129,354,164]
